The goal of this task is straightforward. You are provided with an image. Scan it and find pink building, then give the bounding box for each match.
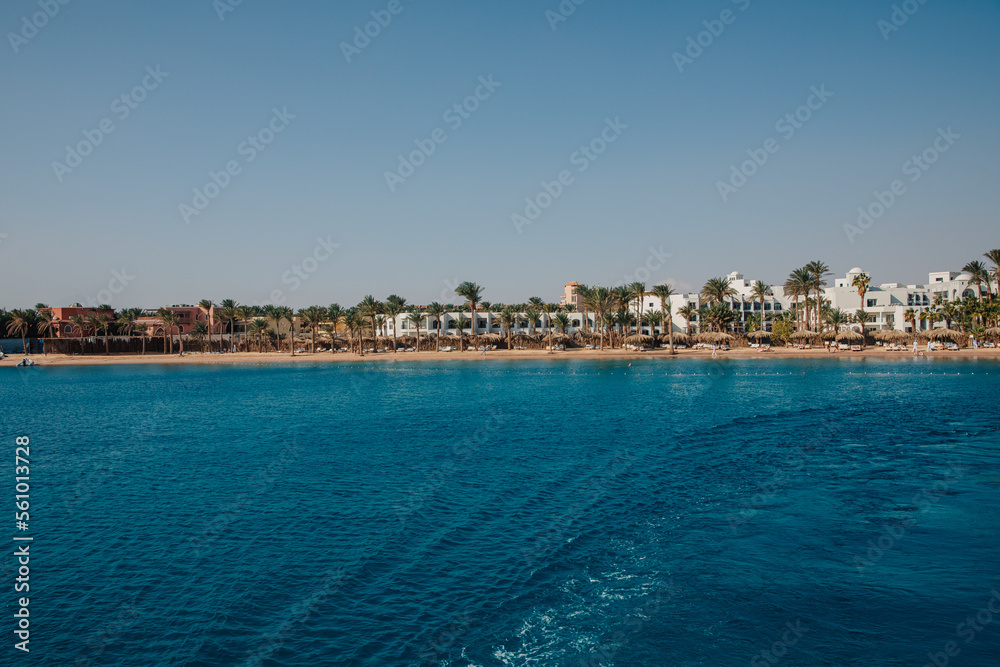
[137,305,225,336]
[47,305,115,337]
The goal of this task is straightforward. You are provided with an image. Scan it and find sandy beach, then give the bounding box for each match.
[6,346,999,367]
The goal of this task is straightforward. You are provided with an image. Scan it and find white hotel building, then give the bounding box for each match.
[381,268,987,338]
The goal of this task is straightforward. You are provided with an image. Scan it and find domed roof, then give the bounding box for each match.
[848,267,864,274]
[956,273,972,281]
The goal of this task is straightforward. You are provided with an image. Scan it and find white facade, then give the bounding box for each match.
[375,268,992,338]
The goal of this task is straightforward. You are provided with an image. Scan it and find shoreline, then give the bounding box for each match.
[4,347,999,367]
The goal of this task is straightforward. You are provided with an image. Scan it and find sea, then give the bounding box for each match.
[2,357,998,666]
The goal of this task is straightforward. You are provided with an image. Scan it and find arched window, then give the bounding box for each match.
[64,325,73,334]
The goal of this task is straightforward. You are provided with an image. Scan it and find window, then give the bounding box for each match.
[477,319,486,328]
[64,325,73,333]
[572,320,580,327]
[866,299,877,307]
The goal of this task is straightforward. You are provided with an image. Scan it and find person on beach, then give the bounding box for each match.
[711,344,718,358]
[913,341,918,354]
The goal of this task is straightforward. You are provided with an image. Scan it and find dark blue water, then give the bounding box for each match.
[2,358,999,666]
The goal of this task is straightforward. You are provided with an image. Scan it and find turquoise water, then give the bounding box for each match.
[2,358,999,666]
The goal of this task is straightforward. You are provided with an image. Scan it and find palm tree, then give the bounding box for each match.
[134,322,149,355]
[963,261,991,300]
[641,310,660,335]
[86,313,112,355]
[904,307,919,333]
[553,312,570,334]
[651,283,676,353]
[6,309,35,355]
[406,306,425,352]
[278,306,295,354]
[425,302,446,351]
[115,308,140,351]
[219,299,239,351]
[701,277,737,306]
[853,309,873,345]
[785,268,812,331]
[677,304,698,335]
[628,281,646,334]
[523,307,540,337]
[248,318,269,352]
[825,307,850,333]
[494,306,517,350]
[541,303,559,353]
[575,284,592,333]
[344,309,365,354]
[192,321,210,351]
[806,261,831,332]
[298,306,325,353]
[197,299,214,352]
[851,273,871,311]
[69,314,88,354]
[984,249,1000,301]
[920,309,940,332]
[454,314,470,351]
[384,295,407,353]
[157,309,179,354]
[36,308,56,355]
[262,305,282,352]
[358,296,383,356]
[748,280,771,334]
[455,282,484,339]
[326,303,344,343]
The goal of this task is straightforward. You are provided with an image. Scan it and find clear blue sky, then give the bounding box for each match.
[2,0,998,308]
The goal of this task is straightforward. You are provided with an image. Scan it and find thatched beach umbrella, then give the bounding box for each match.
[927,327,964,342]
[836,330,864,343]
[983,327,1000,340]
[696,332,734,344]
[660,332,691,345]
[624,334,655,347]
[747,330,771,341]
[790,330,818,341]
[882,329,911,342]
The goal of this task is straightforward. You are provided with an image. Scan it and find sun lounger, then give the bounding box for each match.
[851,345,862,351]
